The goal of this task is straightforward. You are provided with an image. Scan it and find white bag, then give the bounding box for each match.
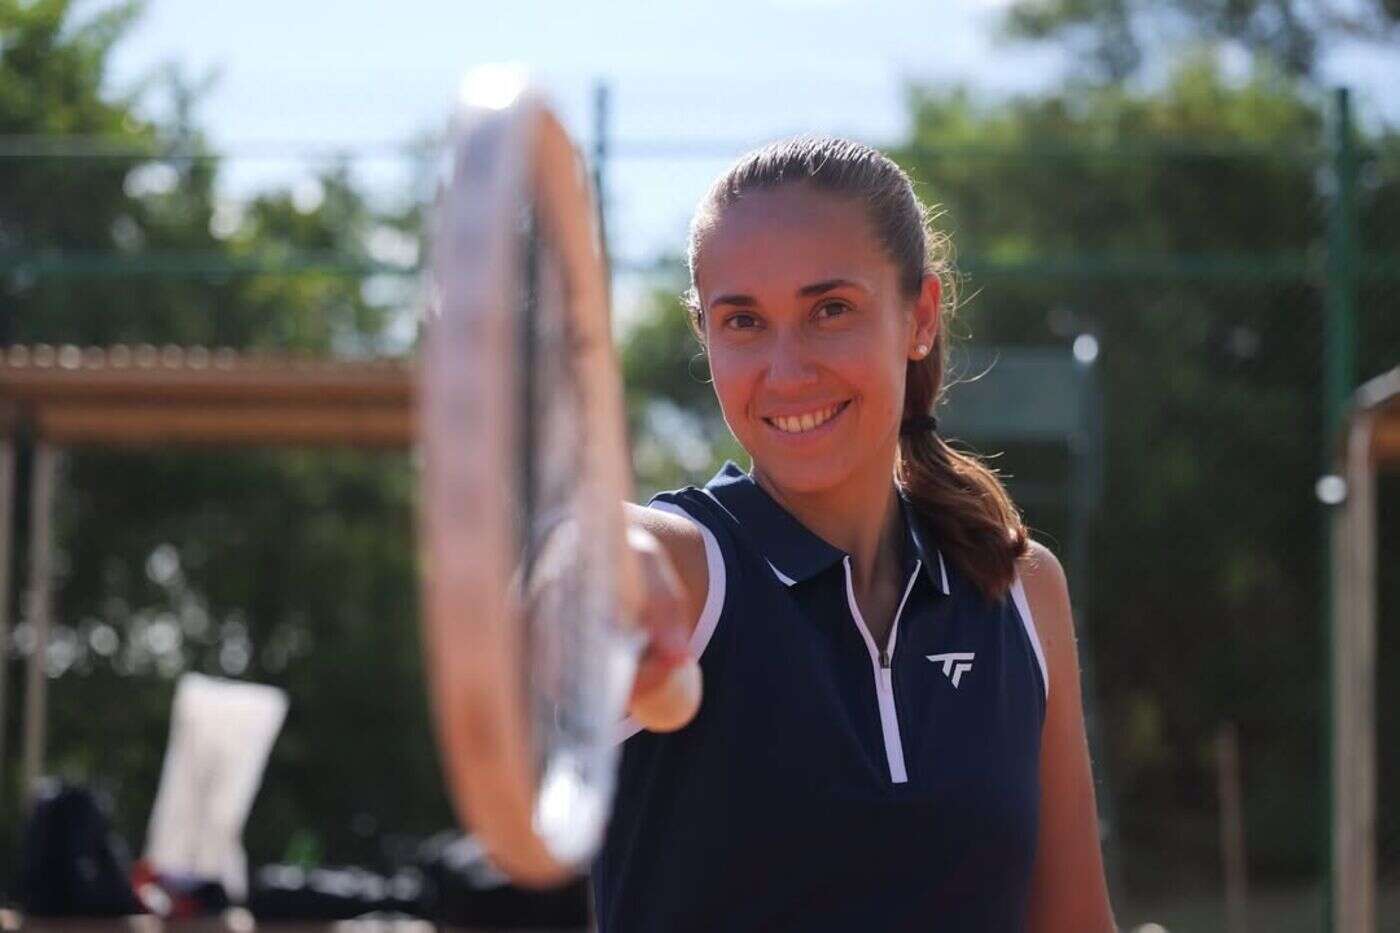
[144,673,288,901]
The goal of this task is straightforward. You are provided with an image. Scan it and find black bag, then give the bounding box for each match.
[248,864,424,921]
[416,832,589,929]
[18,780,145,917]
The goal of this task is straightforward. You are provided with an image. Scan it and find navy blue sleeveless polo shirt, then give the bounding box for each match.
[592,462,1049,932]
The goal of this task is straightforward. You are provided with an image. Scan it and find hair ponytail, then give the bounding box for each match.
[688,136,1029,602]
[897,330,1028,602]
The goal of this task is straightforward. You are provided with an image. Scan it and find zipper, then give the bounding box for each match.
[842,555,921,785]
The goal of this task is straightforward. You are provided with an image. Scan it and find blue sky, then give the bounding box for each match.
[104,0,1398,279]
[104,0,1057,268]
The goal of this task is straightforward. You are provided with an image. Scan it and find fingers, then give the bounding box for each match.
[627,559,690,700]
[630,658,702,734]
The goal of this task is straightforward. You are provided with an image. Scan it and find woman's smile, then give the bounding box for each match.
[760,398,853,439]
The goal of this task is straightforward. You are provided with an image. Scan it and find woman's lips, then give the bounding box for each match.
[761,399,852,438]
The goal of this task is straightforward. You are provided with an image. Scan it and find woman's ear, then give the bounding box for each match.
[908,274,941,361]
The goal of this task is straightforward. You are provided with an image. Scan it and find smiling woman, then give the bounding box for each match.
[600,137,1117,932]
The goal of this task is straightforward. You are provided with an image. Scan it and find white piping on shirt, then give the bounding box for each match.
[765,560,796,587]
[842,556,921,785]
[617,500,727,742]
[1009,574,1050,702]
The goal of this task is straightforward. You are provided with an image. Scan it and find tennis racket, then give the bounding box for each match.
[418,69,701,887]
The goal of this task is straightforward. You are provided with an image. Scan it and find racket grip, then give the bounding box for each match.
[630,656,703,733]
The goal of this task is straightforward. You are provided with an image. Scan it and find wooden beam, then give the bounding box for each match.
[21,444,56,810]
[1371,410,1400,466]
[33,402,414,448]
[1347,367,1400,468]
[0,346,416,449]
[0,355,413,406]
[1332,414,1377,933]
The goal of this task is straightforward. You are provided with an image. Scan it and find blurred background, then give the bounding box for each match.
[1,0,1398,929]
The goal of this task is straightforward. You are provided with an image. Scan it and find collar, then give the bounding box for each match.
[702,461,950,595]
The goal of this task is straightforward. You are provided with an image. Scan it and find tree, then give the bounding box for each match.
[617,59,1400,891]
[1,0,448,881]
[1001,0,1400,81]
[620,279,745,497]
[888,60,1400,887]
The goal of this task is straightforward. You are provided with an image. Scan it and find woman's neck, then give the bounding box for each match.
[751,450,904,592]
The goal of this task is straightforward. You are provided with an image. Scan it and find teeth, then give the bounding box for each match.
[769,402,845,434]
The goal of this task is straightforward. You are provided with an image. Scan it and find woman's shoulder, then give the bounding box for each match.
[634,465,745,576]
[626,500,709,581]
[1017,540,1067,601]
[625,500,715,640]
[1014,540,1074,698]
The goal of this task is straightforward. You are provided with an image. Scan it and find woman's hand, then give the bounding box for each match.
[625,521,703,732]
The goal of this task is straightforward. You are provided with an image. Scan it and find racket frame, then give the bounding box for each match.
[420,86,639,886]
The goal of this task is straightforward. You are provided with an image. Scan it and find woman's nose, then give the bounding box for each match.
[764,330,820,391]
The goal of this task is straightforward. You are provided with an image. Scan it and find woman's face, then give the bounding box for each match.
[695,185,939,495]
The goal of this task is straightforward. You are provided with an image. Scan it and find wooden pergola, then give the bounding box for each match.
[1330,365,1400,933]
[0,344,415,810]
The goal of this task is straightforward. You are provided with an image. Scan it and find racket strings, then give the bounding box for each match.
[515,203,603,764]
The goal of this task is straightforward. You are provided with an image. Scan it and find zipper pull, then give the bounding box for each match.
[879,648,890,669]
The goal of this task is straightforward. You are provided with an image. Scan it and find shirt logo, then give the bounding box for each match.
[927,652,975,688]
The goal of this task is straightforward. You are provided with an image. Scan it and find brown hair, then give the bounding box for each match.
[685,136,1029,602]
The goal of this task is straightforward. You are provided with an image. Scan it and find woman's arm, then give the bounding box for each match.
[1021,542,1118,933]
[622,502,710,716]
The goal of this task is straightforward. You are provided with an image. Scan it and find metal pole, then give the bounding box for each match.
[1325,87,1359,450]
[0,441,14,788]
[20,443,56,807]
[592,80,612,274]
[1072,352,1118,891]
[1322,86,1359,933]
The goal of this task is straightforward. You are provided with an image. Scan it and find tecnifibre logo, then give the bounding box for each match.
[927,652,975,688]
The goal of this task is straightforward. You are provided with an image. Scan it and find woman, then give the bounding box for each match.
[601,137,1116,932]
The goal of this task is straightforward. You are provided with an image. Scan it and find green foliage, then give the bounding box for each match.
[5,0,1398,904]
[620,282,745,497]
[1000,0,1400,81]
[618,59,1400,890]
[0,0,446,882]
[886,60,1400,885]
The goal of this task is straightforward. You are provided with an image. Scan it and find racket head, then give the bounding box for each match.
[419,76,641,886]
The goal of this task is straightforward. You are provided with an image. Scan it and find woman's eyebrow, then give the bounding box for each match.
[708,292,757,310]
[796,277,869,298]
[709,278,871,310]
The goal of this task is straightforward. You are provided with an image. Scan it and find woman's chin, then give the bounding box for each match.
[751,454,853,497]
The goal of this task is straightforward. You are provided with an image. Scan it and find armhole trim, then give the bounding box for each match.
[617,499,728,741]
[1010,574,1050,703]
[649,501,727,659]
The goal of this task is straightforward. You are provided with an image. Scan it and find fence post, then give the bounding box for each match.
[1322,85,1359,933]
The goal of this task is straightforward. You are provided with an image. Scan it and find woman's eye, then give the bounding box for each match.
[814,300,849,320]
[724,312,759,330]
